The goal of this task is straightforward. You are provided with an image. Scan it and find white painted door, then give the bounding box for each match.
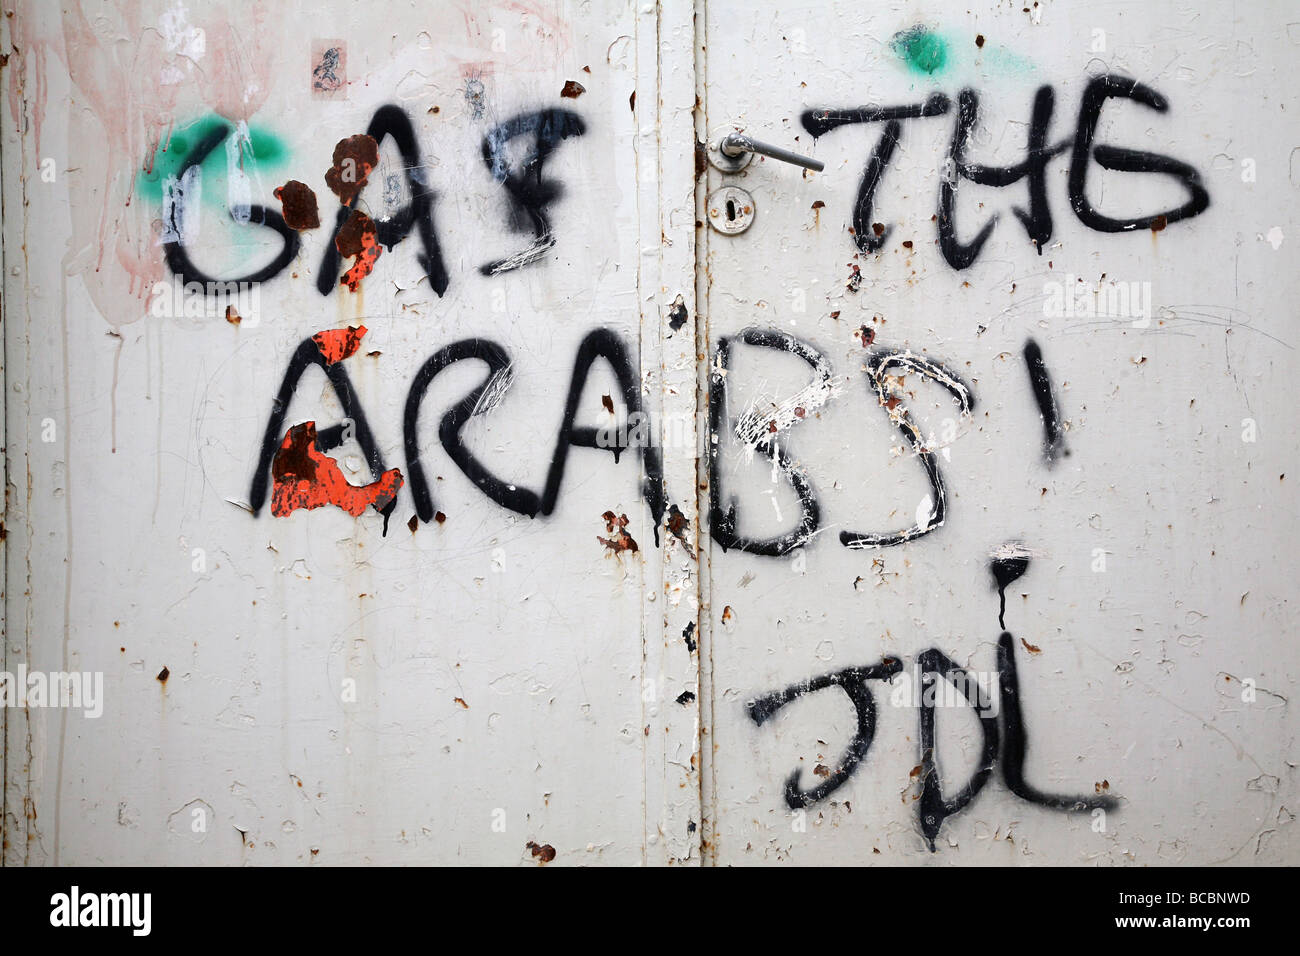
[2,0,700,865]
[696,0,1298,864]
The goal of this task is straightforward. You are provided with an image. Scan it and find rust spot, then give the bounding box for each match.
[454,697,469,709]
[665,503,689,542]
[407,514,419,533]
[1151,214,1168,233]
[721,605,734,624]
[225,304,241,325]
[872,222,885,236]
[909,764,922,778]
[1095,779,1110,793]
[274,180,321,230]
[434,511,446,524]
[598,511,639,554]
[902,240,913,249]
[1020,638,1042,655]
[270,421,404,518]
[560,79,586,98]
[602,394,615,414]
[157,666,170,683]
[814,764,831,778]
[854,324,876,347]
[811,200,825,209]
[311,324,368,365]
[335,210,382,290]
[325,133,379,206]
[794,407,805,418]
[975,34,985,48]
[629,90,636,113]
[846,263,862,293]
[526,841,556,863]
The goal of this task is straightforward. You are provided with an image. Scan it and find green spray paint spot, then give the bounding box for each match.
[891,26,949,76]
[137,115,289,204]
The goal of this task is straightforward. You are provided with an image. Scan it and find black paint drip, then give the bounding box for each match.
[1022,338,1064,464]
[991,553,1029,630]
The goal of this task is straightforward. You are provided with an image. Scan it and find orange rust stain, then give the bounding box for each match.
[325,134,379,206]
[336,210,382,291]
[274,180,321,230]
[526,841,556,863]
[270,421,403,518]
[311,324,368,365]
[598,511,639,553]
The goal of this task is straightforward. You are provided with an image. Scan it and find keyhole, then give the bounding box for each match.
[726,198,736,222]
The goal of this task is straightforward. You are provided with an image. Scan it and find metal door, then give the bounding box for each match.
[3,0,1297,868]
[696,0,1298,864]
[1,0,700,865]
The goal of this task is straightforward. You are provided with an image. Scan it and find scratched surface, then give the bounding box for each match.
[0,0,1297,867]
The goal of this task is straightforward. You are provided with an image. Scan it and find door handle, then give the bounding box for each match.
[707,126,824,173]
[718,132,825,172]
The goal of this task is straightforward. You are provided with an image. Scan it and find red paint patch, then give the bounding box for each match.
[311,324,368,365]
[270,421,403,518]
[325,133,379,206]
[336,210,382,291]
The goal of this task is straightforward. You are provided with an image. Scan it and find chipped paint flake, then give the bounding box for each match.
[270,421,403,518]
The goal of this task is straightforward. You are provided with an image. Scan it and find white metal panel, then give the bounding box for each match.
[698,0,1298,864]
[1,0,699,865]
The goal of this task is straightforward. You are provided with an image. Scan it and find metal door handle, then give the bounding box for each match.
[718,132,824,172]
